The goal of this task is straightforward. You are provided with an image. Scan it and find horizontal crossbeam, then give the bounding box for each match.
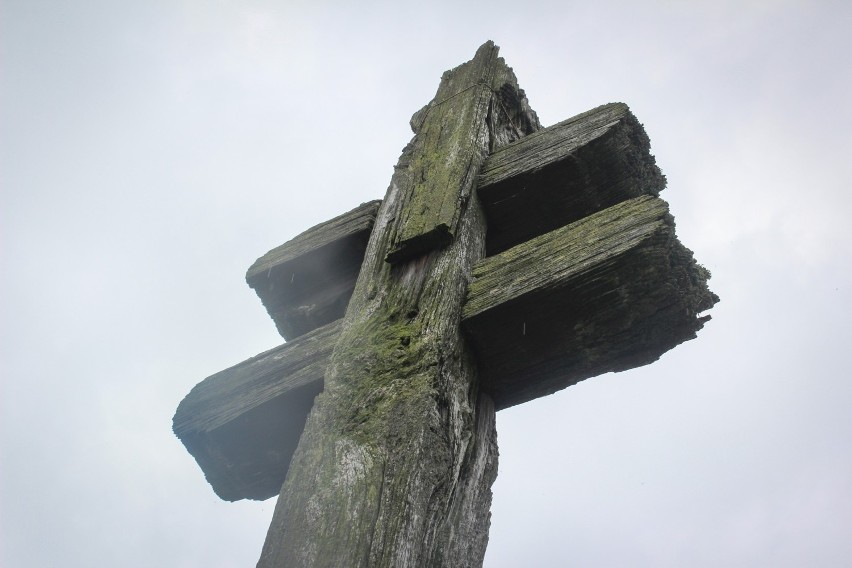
[173,197,716,501]
[246,201,380,340]
[242,104,665,345]
[463,195,717,409]
[478,102,666,255]
[173,321,340,501]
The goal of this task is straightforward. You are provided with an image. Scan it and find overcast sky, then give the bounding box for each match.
[2,1,851,566]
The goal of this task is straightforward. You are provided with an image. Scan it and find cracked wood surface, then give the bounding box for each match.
[478,102,665,255]
[257,41,539,568]
[464,195,718,409]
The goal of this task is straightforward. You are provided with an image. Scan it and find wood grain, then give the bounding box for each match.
[463,196,718,409]
[246,200,380,340]
[478,103,666,255]
[173,321,340,501]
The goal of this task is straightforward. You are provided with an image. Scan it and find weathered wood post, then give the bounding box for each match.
[256,41,538,567]
[173,41,718,567]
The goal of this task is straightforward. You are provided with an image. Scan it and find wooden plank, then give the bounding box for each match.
[385,42,539,264]
[462,196,718,410]
[477,103,666,255]
[246,200,380,340]
[257,41,543,567]
[172,320,340,501]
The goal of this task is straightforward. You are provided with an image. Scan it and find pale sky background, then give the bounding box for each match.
[2,1,851,566]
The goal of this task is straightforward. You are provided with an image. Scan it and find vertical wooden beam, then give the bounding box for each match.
[385,42,538,264]
[257,41,538,568]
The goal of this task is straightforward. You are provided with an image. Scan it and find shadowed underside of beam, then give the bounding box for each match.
[246,201,380,341]
[462,195,718,409]
[243,103,662,340]
[477,102,666,255]
[172,321,340,501]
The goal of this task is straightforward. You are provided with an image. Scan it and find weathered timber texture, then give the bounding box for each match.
[463,195,718,409]
[172,194,716,501]
[257,41,539,568]
[174,110,712,509]
[478,102,666,255]
[173,321,340,501]
[385,49,539,264]
[246,201,381,340]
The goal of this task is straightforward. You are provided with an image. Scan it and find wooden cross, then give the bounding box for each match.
[174,42,717,567]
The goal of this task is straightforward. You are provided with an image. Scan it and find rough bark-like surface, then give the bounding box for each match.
[385,49,539,264]
[173,321,340,501]
[463,196,718,409]
[257,41,539,568]
[247,201,381,340]
[478,103,665,255]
